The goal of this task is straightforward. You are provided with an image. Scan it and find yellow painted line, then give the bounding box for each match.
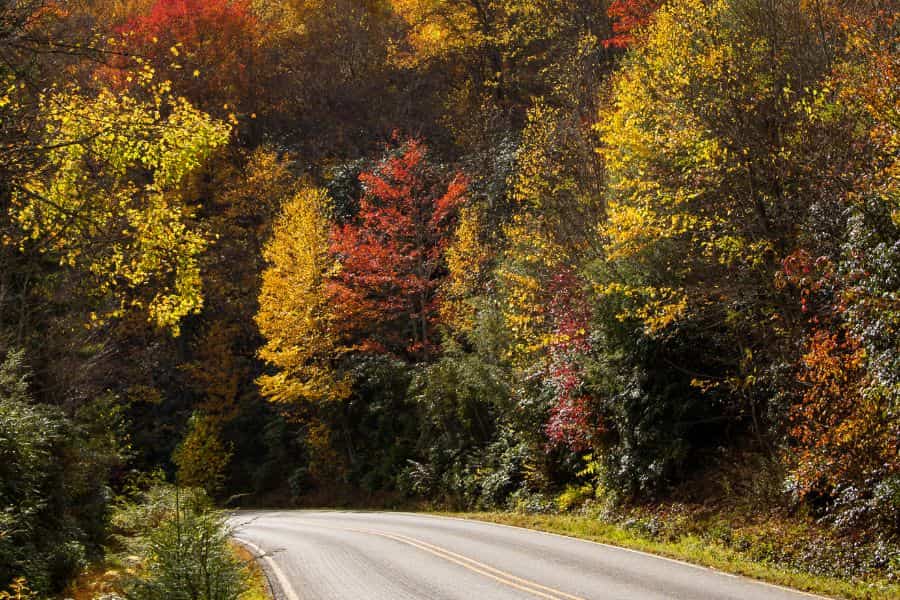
[355,528,588,600]
[284,518,587,600]
[421,514,834,600]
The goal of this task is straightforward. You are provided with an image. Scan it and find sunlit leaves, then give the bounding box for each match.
[256,186,350,405]
[497,211,566,366]
[788,330,898,500]
[596,0,812,332]
[441,203,491,337]
[10,80,230,333]
[328,137,467,361]
[387,0,482,67]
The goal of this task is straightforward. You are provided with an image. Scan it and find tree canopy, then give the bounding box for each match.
[1,0,897,594]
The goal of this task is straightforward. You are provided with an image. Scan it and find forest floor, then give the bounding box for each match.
[447,510,899,600]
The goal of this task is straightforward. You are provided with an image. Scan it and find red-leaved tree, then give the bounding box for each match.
[544,268,598,451]
[603,0,661,48]
[118,0,259,115]
[329,137,467,362]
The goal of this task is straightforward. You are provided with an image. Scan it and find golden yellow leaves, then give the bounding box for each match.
[9,77,230,334]
[441,204,491,336]
[387,0,480,67]
[497,211,569,366]
[595,282,688,335]
[595,0,757,336]
[256,187,351,406]
[513,102,575,209]
[172,413,232,495]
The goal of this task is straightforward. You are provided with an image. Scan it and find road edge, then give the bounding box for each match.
[232,536,302,600]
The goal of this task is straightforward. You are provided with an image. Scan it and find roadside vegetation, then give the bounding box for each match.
[0,0,896,597]
[63,480,266,600]
[454,508,899,600]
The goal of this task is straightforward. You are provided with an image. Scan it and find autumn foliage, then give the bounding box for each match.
[604,0,661,48]
[256,187,350,406]
[118,0,259,114]
[2,0,899,592]
[790,331,898,498]
[544,268,596,452]
[328,138,467,361]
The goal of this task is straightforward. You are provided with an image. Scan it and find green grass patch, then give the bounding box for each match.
[444,512,899,600]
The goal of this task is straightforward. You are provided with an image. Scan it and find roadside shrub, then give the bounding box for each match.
[123,509,245,600]
[508,490,555,514]
[113,483,246,600]
[475,432,532,509]
[556,484,594,512]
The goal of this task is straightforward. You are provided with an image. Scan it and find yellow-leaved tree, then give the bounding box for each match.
[255,186,350,405]
[10,75,230,334]
[596,0,832,336]
[498,99,600,371]
[388,0,485,67]
[497,211,568,369]
[440,203,491,338]
[591,0,896,494]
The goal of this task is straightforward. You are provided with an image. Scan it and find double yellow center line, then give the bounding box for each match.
[302,520,586,600]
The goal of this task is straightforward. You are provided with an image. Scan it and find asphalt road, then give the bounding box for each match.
[230,511,824,600]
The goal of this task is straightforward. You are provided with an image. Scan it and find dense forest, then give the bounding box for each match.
[0,0,897,596]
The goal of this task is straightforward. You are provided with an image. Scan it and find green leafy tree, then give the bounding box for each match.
[0,349,125,594]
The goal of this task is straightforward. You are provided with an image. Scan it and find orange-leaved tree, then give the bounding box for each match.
[116,0,259,116]
[604,0,661,48]
[329,137,468,362]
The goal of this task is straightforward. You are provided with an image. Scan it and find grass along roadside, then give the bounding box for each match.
[443,512,899,600]
[231,543,271,600]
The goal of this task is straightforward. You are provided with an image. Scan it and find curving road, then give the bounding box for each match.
[230,511,824,600]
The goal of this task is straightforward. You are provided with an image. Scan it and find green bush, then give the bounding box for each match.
[401,349,516,508]
[114,483,246,600]
[0,349,124,595]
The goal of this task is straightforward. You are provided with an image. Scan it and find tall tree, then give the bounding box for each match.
[329,137,467,362]
[256,187,349,406]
